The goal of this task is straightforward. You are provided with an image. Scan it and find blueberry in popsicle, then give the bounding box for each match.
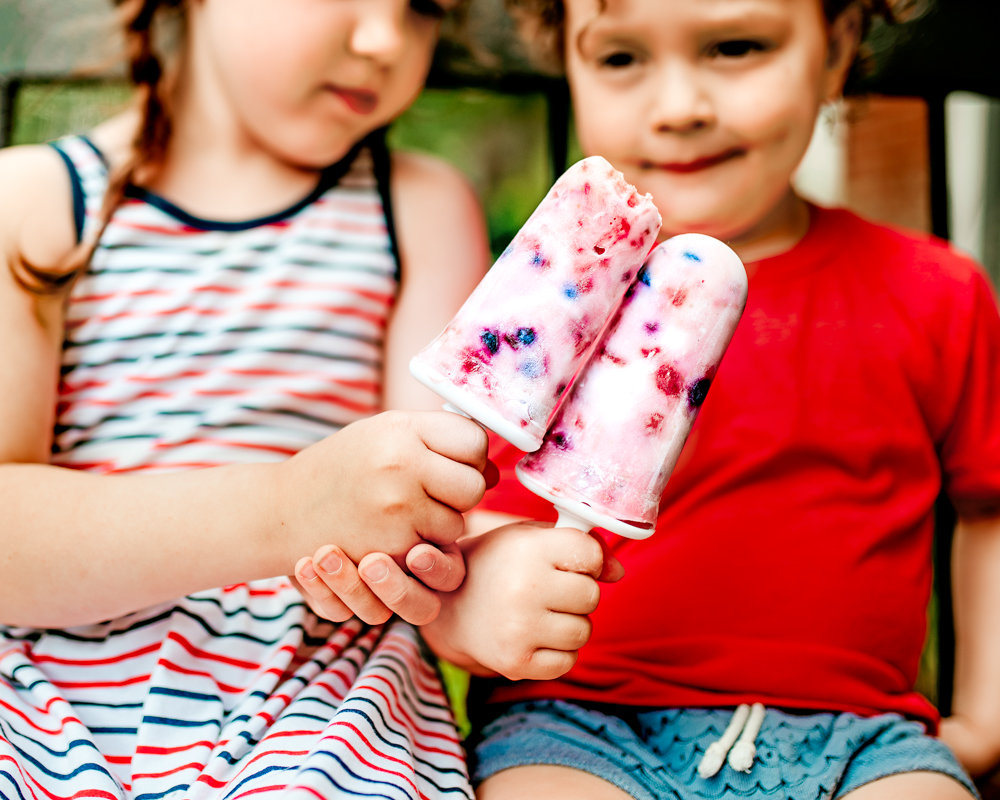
[515,233,748,537]
[410,156,662,452]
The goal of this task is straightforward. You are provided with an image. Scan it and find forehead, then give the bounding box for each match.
[565,0,820,28]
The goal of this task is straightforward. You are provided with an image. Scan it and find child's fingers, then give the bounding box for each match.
[292,558,354,623]
[544,570,601,616]
[420,449,488,513]
[310,546,393,625]
[590,531,625,583]
[405,543,466,593]
[413,496,467,546]
[540,609,594,652]
[412,411,490,471]
[356,554,443,626]
[545,527,607,578]
[524,648,580,682]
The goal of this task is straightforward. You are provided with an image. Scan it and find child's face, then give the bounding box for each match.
[565,0,852,242]
[192,0,453,167]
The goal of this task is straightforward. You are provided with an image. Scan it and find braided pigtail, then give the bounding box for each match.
[12,0,184,294]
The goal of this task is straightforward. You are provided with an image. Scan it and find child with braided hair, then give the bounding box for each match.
[296,0,1000,797]
[0,0,500,797]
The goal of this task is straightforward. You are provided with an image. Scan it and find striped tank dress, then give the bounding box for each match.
[0,132,473,800]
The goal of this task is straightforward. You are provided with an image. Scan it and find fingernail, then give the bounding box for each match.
[300,561,319,581]
[411,552,435,572]
[361,560,389,583]
[319,551,342,575]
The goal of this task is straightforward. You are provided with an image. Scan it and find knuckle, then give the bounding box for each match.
[570,618,593,649]
[461,469,487,509]
[582,581,601,613]
[583,537,603,569]
[465,422,489,461]
[532,652,576,682]
[381,580,412,609]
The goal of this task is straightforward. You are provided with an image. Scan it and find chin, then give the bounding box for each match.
[655,199,755,242]
[272,134,359,170]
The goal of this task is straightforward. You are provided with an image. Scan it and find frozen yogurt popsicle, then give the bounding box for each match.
[515,233,748,537]
[410,157,662,452]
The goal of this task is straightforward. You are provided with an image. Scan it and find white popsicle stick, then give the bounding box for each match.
[554,508,595,532]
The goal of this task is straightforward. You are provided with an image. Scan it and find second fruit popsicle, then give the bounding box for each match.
[516,233,748,538]
[410,156,662,452]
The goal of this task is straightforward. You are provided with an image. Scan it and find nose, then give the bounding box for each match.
[349,0,407,64]
[649,59,715,134]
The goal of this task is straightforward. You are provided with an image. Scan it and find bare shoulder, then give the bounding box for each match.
[389,151,489,279]
[390,151,483,226]
[0,144,77,271]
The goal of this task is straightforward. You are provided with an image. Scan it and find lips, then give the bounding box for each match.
[640,148,746,173]
[327,85,379,114]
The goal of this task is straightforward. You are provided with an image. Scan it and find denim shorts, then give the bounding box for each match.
[471,700,977,800]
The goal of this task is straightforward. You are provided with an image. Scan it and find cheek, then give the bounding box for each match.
[720,70,821,172]
[569,77,637,159]
[210,7,324,112]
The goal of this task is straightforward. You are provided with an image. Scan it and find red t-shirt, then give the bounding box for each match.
[477,207,1000,732]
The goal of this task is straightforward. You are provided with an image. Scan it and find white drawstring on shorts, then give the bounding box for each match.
[697,703,766,779]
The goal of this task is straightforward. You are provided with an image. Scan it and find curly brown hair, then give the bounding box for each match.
[506,0,916,77]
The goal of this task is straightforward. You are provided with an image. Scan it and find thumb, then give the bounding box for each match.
[406,542,467,593]
[590,530,625,583]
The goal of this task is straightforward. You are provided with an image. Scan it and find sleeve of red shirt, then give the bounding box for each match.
[939,268,1000,519]
[481,432,558,522]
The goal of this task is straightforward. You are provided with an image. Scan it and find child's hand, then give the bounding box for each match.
[291,541,466,626]
[272,410,490,569]
[422,522,624,681]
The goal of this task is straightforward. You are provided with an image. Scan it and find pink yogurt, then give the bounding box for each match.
[517,234,748,531]
[410,156,661,451]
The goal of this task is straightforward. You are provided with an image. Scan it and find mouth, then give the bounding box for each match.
[326,85,379,115]
[639,148,746,173]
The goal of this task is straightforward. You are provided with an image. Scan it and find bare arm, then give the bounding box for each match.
[381,151,491,412]
[939,512,1000,776]
[0,145,489,629]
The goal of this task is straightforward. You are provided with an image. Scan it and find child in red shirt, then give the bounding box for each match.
[295,0,1000,797]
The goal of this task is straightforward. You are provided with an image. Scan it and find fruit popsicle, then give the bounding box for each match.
[515,233,748,538]
[409,157,662,452]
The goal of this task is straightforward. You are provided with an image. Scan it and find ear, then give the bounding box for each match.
[823,2,864,102]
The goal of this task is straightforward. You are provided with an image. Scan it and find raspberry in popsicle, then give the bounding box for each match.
[516,233,748,537]
[410,156,662,451]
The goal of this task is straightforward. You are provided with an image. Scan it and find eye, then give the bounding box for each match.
[602,51,636,68]
[710,39,767,58]
[410,0,446,20]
